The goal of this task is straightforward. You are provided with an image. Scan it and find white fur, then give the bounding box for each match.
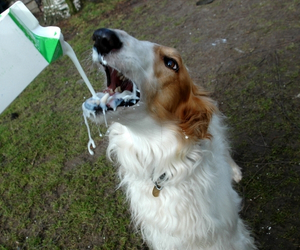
[107,115,255,250]
[90,29,256,250]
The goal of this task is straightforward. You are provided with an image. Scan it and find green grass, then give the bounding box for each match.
[213,42,300,249]
[0,1,146,249]
[1,0,300,249]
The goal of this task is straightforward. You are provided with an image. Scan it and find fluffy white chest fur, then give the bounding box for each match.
[106,114,254,250]
[86,28,256,250]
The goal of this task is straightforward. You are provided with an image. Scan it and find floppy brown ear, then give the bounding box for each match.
[176,85,216,140]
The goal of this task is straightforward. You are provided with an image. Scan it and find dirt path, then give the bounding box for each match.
[100,0,300,249]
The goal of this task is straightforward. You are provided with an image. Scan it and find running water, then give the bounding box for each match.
[63,42,98,98]
[64,41,139,155]
[82,103,96,155]
[62,41,107,155]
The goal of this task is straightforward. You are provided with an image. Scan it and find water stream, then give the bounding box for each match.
[63,41,104,155]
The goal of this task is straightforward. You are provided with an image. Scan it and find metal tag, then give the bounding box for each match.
[152,186,160,197]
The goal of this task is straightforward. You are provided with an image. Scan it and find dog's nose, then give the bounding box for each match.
[92,28,122,55]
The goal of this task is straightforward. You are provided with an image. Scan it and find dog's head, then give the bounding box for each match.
[90,28,216,140]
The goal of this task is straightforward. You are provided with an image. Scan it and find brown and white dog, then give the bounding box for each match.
[86,28,256,250]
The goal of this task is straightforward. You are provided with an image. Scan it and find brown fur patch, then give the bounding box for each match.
[149,45,216,140]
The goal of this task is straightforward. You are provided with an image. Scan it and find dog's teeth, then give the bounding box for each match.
[99,55,107,65]
[100,93,109,110]
[101,92,109,103]
[115,86,122,93]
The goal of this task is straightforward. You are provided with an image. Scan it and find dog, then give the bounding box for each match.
[87,28,256,250]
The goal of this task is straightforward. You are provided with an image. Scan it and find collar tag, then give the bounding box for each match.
[151,173,167,197]
[152,184,162,197]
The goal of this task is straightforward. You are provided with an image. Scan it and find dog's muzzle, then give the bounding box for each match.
[83,28,140,113]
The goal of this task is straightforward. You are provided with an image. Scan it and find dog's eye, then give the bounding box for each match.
[164,57,179,72]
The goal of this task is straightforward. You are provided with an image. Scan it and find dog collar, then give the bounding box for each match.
[152,173,167,197]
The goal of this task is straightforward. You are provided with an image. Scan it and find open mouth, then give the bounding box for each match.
[82,60,140,154]
[83,63,140,113]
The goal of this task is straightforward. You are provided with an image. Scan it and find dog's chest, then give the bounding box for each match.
[107,120,184,192]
